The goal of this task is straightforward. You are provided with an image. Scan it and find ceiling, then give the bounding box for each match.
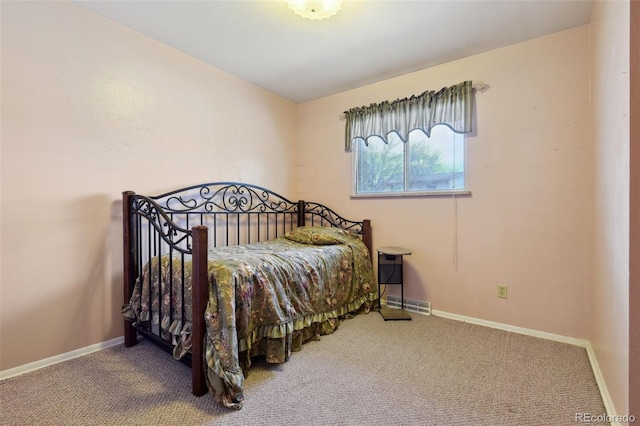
[74,0,594,104]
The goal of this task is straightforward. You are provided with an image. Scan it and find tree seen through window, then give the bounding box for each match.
[355,125,464,194]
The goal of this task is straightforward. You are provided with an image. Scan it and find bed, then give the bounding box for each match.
[121,182,376,409]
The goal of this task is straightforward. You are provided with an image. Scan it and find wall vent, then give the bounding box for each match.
[385,296,431,315]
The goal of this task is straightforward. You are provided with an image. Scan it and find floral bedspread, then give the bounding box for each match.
[123,226,376,409]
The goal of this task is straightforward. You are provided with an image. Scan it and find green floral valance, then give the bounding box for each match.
[344,81,474,151]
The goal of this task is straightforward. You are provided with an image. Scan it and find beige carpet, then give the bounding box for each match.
[0,313,607,425]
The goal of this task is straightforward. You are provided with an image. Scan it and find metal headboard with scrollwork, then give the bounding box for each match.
[121,182,371,397]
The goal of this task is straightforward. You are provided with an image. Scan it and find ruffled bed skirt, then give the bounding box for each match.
[203,293,377,410]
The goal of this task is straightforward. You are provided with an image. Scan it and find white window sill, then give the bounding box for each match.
[350,190,471,199]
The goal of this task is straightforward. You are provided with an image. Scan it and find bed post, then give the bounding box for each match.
[191,225,209,396]
[363,219,372,260]
[122,191,138,348]
[297,200,305,226]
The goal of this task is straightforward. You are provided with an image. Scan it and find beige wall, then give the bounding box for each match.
[0,1,296,371]
[590,0,632,417]
[1,1,635,415]
[630,0,640,416]
[297,27,592,339]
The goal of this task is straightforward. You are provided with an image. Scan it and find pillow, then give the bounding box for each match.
[284,226,354,245]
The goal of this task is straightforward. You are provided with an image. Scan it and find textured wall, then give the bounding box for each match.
[0,1,296,371]
[589,0,631,417]
[296,27,591,339]
[629,0,639,417]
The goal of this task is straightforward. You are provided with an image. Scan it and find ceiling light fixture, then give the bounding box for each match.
[286,0,342,21]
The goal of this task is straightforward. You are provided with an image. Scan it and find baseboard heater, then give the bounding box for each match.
[384,296,432,315]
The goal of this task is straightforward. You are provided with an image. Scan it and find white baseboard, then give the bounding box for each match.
[584,341,620,426]
[0,336,123,381]
[431,309,588,347]
[431,309,617,424]
[380,298,587,347]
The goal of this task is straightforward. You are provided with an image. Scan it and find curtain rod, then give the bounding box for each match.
[472,80,490,92]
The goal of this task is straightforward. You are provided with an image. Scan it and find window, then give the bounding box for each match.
[354,125,465,195]
[343,81,474,197]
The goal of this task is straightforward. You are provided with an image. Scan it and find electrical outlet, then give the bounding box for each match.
[497,285,508,299]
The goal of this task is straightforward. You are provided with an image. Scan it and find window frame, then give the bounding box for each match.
[350,128,471,198]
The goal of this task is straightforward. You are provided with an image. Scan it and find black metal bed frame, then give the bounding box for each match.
[122,182,372,396]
